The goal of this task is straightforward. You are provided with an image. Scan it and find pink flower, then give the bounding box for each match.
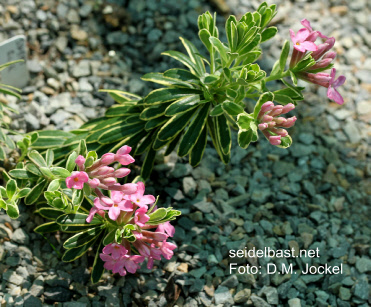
[327,68,346,105]
[156,222,175,237]
[93,196,132,221]
[115,145,135,165]
[290,28,318,52]
[109,183,138,194]
[102,243,128,260]
[159,241,177,260]
[128,182,156,209]
[66,171,89,189]
[75,155,86,168]
[147,244,162,269]
[134,207,150,227]
[86,206,105,223]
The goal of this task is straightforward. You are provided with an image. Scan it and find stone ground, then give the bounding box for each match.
[0,0,370,306]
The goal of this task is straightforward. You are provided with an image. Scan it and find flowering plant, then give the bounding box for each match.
[2,140,180,282]
[28,2,345,180]
[1,3,346,282]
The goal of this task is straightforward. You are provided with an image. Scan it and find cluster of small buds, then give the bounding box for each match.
[289,19,346,104]
[257,102,297,146]
[100,220,176,276]
[65,145,137,194]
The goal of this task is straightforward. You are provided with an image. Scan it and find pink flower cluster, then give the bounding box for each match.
[100,221,176,276]
[257,102,296,146]
[289,19,346,105]
[65,145,137,194]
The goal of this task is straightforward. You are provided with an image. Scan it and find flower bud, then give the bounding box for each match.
[100,153,115,165]
[258,123,268,131]
[269,135,281,146]
[88,178,100,189]
[268,105,283,117]
[101,177,117,186]
[113,168,131,178]
[262,115,273,123]
[75,155,86,168]
[281,103,295,114]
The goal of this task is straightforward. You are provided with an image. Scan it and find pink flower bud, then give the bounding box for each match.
[262,115,273,123]
[281,116,297,128]
[269,135,281,146]
[113,168,131,178]
[258,123,268,131]
[274,117,287,125]
[100,153,115,165]
[281,103,295,114]
[101,177,117,186]
[272,128,288,137]
[260,101,275,113]
[88,178,100,189]
[94,166,115,176]
[323,51,336,60]
[307,58,333,70]
[117,145,132,156]
[75,155,86,167]
[268,121,276,128]
[268,105,283,117]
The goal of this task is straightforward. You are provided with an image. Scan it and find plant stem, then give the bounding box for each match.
[265,70,291,83]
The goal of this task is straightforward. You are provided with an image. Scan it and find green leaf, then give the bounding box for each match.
[28,150,47,168]
[66,151,78,172]
[276,135,293,149]
[72,189,84,208]
[209,37,229,65]
[164,133,182,156]
[0,198,7,210]
[6,179,17,199]
[8,169,29,180]
[210,104,224,116]
[91,236,105,284]
[189,125,208,167]
[57,213,102,226]
[237,26,258,52]
[274,94,295,105]
[39,167,55,179]
[37,208,65,220]
[216,114,231,155]
[45,149,54,166]
[77,140,87,157]
[6,202,19,219]
[279,40,290,73]
[0,186,7,198]
[64,226,104,249]
[99,89,141,103]
[50,167,71,179]
[237,114,256,149]
[239,33,261,56]
[141,146,156,180]
[0,146,5,161]
[178,103,209,157]
[105,105,141,117]
[34,221,60,234]
[148,208,167,223]
[144,88,201,106]
[25,163,42,176]
[180,37,205,76]
[226,16,238,51]
[165,95,201,116]
[24,179,48,205]
[163,68,200,83]
[140,102,172,120]
[290,70,298,86]
[199,29,212,51]
[158,107,198,142]
[253,92,275,119]
[161,50,199,76]
[144,116,168,132]
[17,188,31,198]
[62,235,98,262]
[103,229,116,245]
[207,117,230,164]
[48,179,60,192]
[141,72,192,88]
[222,101,244,116]
[97,121,145,144]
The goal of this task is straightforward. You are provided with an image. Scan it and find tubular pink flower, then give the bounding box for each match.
[281,103,295,114]
[102,243,128,260]
[108,199,133,221]
[113,168,131,178]
[88,178,100,189]
[327,68,346,105]
[312,37,335,60]
[109,183,138,194]
[323,51,336,60]
[159,241,177,260]
[86,206,105,223]
[100,254,118,271]
[134,240,151,257]
[269,135,281,146]
[156,222,175,237]
[128,182,156,208]
[258,123,268,131]
[100,177,117,186]
[290,28,318,52]
[307,58,333,71]
[115,146,135,165]
[134,207,150,227]
[298,72,331,87]
[142,230,168,241]
[281,116,297,128]
[267,105,283,117]
[100,153,115,165]
[92,166,115,177]
[75,155,86,168]
[66,171,89,189]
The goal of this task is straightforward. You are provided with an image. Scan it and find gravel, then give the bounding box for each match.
[0,0,370,305]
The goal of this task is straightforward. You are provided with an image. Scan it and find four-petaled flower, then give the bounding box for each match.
[327,68,346,105]
[290,28,318,52]
[66,171,89,189]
